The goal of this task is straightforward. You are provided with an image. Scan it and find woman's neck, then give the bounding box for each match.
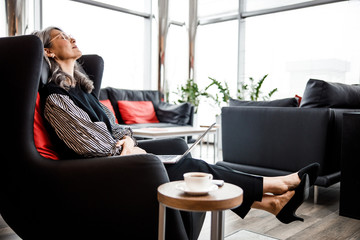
[57,59,75,77]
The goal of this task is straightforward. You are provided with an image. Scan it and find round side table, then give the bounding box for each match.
[157,181,243,240]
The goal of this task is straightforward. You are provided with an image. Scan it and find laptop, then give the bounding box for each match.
[157,122,216,164]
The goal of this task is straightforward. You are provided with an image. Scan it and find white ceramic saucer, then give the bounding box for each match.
[176,182,218,196]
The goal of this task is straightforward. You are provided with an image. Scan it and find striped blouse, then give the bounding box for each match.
[44,93,135,158]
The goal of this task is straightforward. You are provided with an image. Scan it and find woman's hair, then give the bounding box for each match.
[32,26,94,93]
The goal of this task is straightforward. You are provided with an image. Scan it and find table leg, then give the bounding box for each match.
[211,210,225,240]
[207,135,210,156]
[213,132,216,163]
[158,203,166,240]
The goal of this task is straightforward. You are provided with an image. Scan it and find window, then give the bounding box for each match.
[195,20,238,123]
[198,0,238,18]
[195,21,238,94]
[244,1,360,98]
[5,0,358,102]
[0,0,36,36]
[42,0,153,90]
[0,0,6,36]
[165,0,189,103]
[95,0,150,13]
[166,24,189,103]
[194,0,238,124]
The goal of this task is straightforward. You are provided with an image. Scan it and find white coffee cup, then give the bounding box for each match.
[183,172,213,191]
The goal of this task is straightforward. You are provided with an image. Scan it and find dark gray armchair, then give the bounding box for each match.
[0,35,204,240]
[218,80,360,203]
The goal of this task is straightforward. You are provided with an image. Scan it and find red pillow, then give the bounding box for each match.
[100,99,118,123]
[295,94,302,107]
[117,101,159,124]
[34,93,59,160]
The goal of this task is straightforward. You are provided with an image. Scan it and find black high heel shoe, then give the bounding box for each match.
[298,163,320,186]
[276,174,310,224]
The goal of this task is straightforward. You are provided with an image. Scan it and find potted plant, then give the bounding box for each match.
[205,74,278,107]
[203,75,278,149]
[237,74,278,101]
[174,79,207,113]
[204,77,231,108]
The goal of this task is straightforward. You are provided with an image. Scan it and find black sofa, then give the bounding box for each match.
[99,87,194,128]
[217,79,360,202]
[0,35,204,240]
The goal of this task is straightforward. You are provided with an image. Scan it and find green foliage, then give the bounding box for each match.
[174,79,207,113]
[204,77,232,108]
[237,74,278,101]
[174,75,278,113]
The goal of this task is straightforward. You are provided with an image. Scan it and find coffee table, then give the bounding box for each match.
[132,126,218,162]
[157,181,243,240]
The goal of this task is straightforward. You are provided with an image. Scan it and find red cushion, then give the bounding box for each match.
[34,93,59,160]
[295,94,302,106]
[117,101,159,124]
[100,99,118,123]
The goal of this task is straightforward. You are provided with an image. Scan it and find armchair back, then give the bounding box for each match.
[221,107,331,175]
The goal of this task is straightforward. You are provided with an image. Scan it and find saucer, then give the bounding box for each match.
[176,182,218,196]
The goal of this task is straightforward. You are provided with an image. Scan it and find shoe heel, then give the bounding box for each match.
[292,214,304,222]
[276,212,304,224]
[276,174,309,224]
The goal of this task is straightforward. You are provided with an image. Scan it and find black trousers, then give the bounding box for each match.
[165,157,263,218]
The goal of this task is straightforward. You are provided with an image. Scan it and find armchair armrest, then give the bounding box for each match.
[35,154,172,239]
[5,152,191,240]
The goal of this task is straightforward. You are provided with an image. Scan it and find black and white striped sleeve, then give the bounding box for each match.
[99,102,138,146]
[44,93,121,157]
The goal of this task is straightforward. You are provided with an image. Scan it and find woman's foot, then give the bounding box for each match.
[263,163,319,195]
[297,163,320,186]
[261,191,295,216]
[263,173,301,195]
[251,190,295,215]
[276,174,310,224]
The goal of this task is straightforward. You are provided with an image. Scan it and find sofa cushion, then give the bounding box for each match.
[108,88,160,104]
[34,93,59,160]
[105,87,161,124]
[156,102,192,125]
[99,99,118,123]
[300,79,360,108]
[118,100,159,124]
[229,97,299,107]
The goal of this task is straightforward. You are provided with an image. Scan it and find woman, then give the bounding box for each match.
[33,27,319,224]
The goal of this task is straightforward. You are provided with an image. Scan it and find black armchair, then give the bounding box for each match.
[219,82,360,203]
[0,35,204,240]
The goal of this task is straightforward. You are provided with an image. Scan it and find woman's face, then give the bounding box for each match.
[46,29,82,61]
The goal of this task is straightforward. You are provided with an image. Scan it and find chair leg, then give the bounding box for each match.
[314,186,319,204]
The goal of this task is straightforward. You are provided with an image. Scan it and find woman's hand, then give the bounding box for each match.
[117,136,146,156]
